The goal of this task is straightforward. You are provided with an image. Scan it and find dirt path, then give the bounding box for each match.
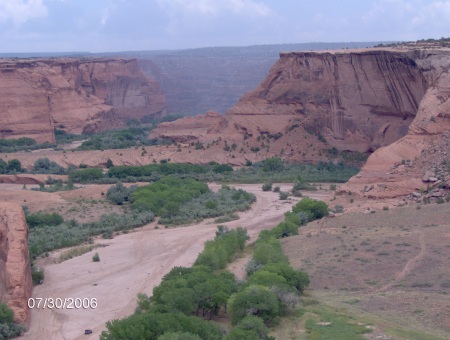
[23,184,331,339]
[376,231,426,293]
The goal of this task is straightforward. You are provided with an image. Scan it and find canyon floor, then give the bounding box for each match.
[3,180,447,339]
[20,183,329,340]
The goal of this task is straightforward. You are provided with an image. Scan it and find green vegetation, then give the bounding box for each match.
[262,183,272,191]
[132,177,209,216]
[158,186,256,225]
[108,163,211,180]
[31,178,75,193]
[58,245,95,263]
[64,159,358,185]
[92,252,100,262]
[106,182,138,205]
[101,311,223,340]
[195,226,248,270]
[32,158,66,174]
[0,303,24,339]
[0,137,54,153]
[0,158,24,174]
[292,197,329,220]
[26,212,64,228]
[28,211,154,258]
[77,126,164,150]
[68,168,104,182]
[304,307,371,339]
[101,188,320,338]
[229,285,280,325]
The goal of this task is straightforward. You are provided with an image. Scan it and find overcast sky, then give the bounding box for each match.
[0,0,449,53]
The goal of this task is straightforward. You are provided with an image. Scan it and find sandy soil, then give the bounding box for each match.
[23,184,331,339]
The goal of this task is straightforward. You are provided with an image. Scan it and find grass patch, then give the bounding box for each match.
[58,244,95,263]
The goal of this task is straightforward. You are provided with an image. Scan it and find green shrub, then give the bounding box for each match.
[273,186,280,192]
[31,266,45,285]
[132,177,209,216]
[33,158,66,174]
[26,212,64,228]
[195,227,248,271]
[279,191,289,200]
[262,157,283,172]
[292,198,328,220]
[106,182,137,205]
[228,285,280,325]
[262,183,272,191]
[68,168,103,182]
[0,303,24,338]
[100,312,223,340]
[92,252,100,262]
[225,316,270,340]
[28,211,154,258]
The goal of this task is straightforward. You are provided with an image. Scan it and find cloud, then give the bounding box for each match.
[0,0,48,26]
[156,0,272,17]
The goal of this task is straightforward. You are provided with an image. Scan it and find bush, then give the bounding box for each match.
[159,187,255,226]
[26,212,64,228]
[0,159,24,174]
[262,157,283,172]
[68,168,103,182]
[28,211,154,258]
[0,303,24,338]
[106,182,137,205]
[279,192,289,200]
[226,316,271,340]
[31,266,45,285]
[132,177,209,216]
[262,183,272,192]
[195,227,248,270]
[292,198,328,220]
[228,285,280,325]
[92,252,100,262]
[100,312,223,340]
[33,158,66,174]
[272,186,280,193]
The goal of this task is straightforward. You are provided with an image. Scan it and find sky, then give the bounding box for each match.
[0,0,449,53]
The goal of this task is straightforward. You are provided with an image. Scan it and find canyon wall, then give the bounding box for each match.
[0,202,32,327]
[0,58,167,143]
[226,50,428,153]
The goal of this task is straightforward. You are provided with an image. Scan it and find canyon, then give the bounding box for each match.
[152,45,450,203]
[0,58,167,144]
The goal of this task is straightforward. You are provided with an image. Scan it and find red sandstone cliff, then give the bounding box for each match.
[0,58,167,143]
[224,50,427,153]
[0,202,32,327]
[150,47,450,202]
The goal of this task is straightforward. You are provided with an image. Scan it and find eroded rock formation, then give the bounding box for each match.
[0,202,32,327]
[225,50,427,153]
[151,46,450,200]
[0,58,167,143]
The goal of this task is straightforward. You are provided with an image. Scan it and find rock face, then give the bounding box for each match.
[151,46,450,201]
[0,58,167,143]
[340,47,450,200]
[0,202,32,327]
[226,50,427,153]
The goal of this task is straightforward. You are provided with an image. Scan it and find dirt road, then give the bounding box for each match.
[24,184,331,339]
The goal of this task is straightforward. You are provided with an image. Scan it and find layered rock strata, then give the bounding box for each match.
[0,58,167,143]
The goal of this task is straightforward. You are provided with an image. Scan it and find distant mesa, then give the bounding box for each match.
[0,58,167,143]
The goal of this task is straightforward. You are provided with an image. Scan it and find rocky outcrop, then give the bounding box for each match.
[150,46,450,201]
[0,58,167,143]
[153,111,226,143]
[226,50,428,153]
[0,202,32,327]
[340,47,450,200]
